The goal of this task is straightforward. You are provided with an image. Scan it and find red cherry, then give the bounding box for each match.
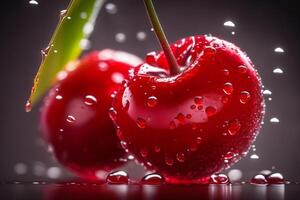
[112,35,264,184]
[40,49,142,180]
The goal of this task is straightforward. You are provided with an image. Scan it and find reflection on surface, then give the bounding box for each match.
[0,183,289,200]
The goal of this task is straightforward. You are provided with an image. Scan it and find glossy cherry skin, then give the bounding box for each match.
[112,36,264,184]
[40,49,142,180]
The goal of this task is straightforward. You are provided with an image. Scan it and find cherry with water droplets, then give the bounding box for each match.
[40,50,142,180]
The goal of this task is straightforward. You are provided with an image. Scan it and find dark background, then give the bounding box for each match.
[0,0,299,183]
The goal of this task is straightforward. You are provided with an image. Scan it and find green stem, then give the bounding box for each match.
[143,0,180,75]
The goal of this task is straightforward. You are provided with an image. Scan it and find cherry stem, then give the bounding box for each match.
[143,0,180,75]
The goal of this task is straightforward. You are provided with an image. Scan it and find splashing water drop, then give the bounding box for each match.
[223,82,233,95]
[115,33,126,43]
[274,47,284,53]
[147,96,158,108]
[273,68,284,74]
[267,173,284,184]
[251,174,267,184]
[84,95,97,106]
[210,174,230,184]
[107,171,129,184]
[141,173,165,184]
[105,3,118,14]
[223,21,235,27]
[136,117,147,129]
[240,91,251,104]
[270,117,280,123]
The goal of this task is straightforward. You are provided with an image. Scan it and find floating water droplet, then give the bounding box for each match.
[176,153,185,163]
[136,117,147,129]
[47,167,62,179]
[227,169,242,181]
[84,95,97,106]
[66,115,76,123]
[147,96,158,108]
[270,117,280,123]
[14,163,28,175]
[240,91,251,104]
[136,31,147,41]
[237,65,247,74]
[274,47,284,53]
[224,21,235,27]
[165,155,174,166]
[263,89,272,95]
[105,3,118,14]
[205,106,217,117]
[250,154,259,159]
[194,96,203,105]
[223,82,233,95]
[107,171,129,184]
[228,120,241,135]
[140,148,148,158]
[115,33,126,43]
[273,68,284,74]
[267,173,284,184]
[210,174,230,184]
[80,38,91,50]
[25,100,32,112]
[29,0,39,5]
[251,174,267,184]
[109,108,117,121]
[141,173,164,184]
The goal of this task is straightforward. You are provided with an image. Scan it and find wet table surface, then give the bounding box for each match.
[0,182,299,200]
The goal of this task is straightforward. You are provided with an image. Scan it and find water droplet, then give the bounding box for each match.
[80,38,91,50]
[165,155,174,166]
[250,154,259,159]
[273,68,284,74]
[270,117,280,123]
[175,113,186,124]
[128,155,135,160]
[228,120,241,135]
[105,3,118,14]
[227,169,243,181]
[107,171,129,184]
[203,46,216,57]
[154,145,161,153]
[60,10,67,18]
[221,96,229,104]
[41,46,51,58]
[223,82,233,95]
[147,96,158,108]
[237,65,247,74]
[25,100,32,112]
[194,96,203,105]
[190,105,196,110]
[47,167,62,179]
[14,163,28,175]
[150,28,154,32]
[223,69,229,76]
[84,95,97,106]
[240,91,251,104]
[80,12,88,19]
[210,174,230,184]
[109,108,117,121]
[66,115,76,123]
[176,153,185,162]
[251,174,267,184]
[83,22,94,35]
[231,31,235,35]
[186,114,192,119]
[267,173,284,184]
[111,72,125,84]
[115,33,126,43]
[136,31,147,41]
[224,152,235,160]
[29,0,39,5]
[263,90,272,95]
[141,173,164,184]
[224,21,235,27]
[136,117,147,129]
[274,47,284,53]
[205,106,216,117]
[140,148,148,158]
